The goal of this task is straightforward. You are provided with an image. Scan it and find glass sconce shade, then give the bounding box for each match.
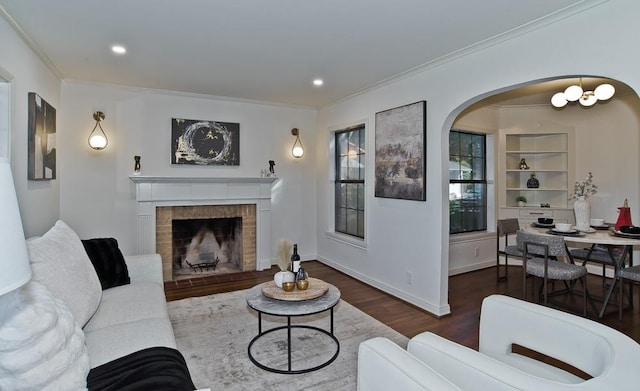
[89,111,108,150]
[291,128,304,158]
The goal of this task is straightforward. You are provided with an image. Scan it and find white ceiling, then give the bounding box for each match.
[0,0,608,107]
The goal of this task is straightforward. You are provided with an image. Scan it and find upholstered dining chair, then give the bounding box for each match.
[570,245,627,287]
[517,230,588,316]
[496,219,523,281]
[619,265,640,320]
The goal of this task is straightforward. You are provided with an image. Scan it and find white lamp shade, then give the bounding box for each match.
[292,145,304,158]
[0,158,32,295]
[594,83,615,100]
[564,85,583,101]
[551,92,568,108]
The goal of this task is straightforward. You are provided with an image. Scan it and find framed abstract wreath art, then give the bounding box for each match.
[171,118,240,165]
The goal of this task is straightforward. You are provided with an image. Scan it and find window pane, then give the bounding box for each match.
[346,209,358,236]
[359,153,366,180]
[337,132,348,156]
[357,211,365,237]
[449,130,487,234]
[357,183,365,210]
[346,184,358,209]
[336,183,346,208]
[335,208,346,232]
[339,156,349,180]
[471,157,485,180]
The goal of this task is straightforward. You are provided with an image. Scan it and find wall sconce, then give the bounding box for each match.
[291,128,304,158]
[88,111,108,150]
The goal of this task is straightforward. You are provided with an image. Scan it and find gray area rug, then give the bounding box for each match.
[168,289,408,391]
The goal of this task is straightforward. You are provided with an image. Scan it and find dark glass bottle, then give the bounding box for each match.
[291,244,300,272]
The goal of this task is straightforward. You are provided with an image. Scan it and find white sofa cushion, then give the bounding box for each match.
[84,318,177,368]
[83,281,169,333]
[0,281,90,391]
[28,220,102,327]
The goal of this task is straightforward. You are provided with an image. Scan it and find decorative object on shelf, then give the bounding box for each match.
[268,160,276,176]
[88,111,108,151]
[551,77,615,108]
[291,128,304,158]
[570,172,597,231]
[281,281,295,292]
[519,158,529,170]
[28,92,57,180]
[527,173,539,188]
[274,240,294,288]
[615,199,633,231]
[375,100,426,201]
[171,118,240,166]
[133,155,141,176]
[540,203,551,208]
[516,195,527,207]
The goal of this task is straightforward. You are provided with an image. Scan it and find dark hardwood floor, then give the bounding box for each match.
[165,261,640,349]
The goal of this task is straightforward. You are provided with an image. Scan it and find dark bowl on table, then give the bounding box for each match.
[620,226,640,234]
[538,218,554,225]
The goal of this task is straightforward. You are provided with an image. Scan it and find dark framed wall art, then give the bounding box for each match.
[374,100,426,201]
[171,118,240,165]
[28,92,56,180]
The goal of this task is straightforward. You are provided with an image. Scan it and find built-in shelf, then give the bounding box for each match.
[498,122,576,225]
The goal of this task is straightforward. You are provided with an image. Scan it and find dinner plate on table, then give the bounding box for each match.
[612,230,640,238]
[591,224,611,230]
[580,227,597,234]
[531,222,554,228]
[547,229,585,237]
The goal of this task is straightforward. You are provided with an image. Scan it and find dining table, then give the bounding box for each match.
[524,224,640,318]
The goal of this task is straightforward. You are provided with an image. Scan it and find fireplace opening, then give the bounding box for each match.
[172,217,243,280]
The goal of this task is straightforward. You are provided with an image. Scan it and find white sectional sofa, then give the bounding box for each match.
[358,295,640,391]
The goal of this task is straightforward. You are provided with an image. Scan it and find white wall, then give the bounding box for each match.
[316,0,640,316]
[59,81,318,259]
[0,15,61,237]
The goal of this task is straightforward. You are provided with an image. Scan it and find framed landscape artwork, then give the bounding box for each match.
[374,100,426,201]
[28,92,56,180]
[171,118,240,165]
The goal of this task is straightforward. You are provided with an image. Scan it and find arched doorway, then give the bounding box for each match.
[447,76,640,281]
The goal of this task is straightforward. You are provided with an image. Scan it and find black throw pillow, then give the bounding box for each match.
[82,238,130,290]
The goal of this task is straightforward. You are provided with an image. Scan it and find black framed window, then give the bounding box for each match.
[335,125,365,238]
[449,130,487,234]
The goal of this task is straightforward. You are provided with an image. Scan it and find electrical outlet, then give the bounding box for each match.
[474,247,480,257]
[406,271,413,285]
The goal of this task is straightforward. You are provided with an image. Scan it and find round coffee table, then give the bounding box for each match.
[245,281,341,374]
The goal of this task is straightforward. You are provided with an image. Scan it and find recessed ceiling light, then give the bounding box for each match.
[111,45,127,54]
[313,79,324,86]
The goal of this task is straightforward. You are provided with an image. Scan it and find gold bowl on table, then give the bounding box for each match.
[281,281,296,292]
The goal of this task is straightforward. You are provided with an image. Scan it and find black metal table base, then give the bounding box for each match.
[248,310,340,374]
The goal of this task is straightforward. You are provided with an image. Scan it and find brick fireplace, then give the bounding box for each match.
[156,204,256,280]
[130,176,276,281]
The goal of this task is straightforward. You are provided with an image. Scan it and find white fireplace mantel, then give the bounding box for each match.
[129,176,277,271]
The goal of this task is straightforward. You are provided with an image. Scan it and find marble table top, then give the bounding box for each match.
[246,281,341,316]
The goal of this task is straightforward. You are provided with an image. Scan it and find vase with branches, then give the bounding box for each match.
[274,240,295,288]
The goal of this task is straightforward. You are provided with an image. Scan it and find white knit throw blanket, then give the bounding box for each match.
[0,281,89,391]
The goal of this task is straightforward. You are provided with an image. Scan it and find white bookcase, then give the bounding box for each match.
[498,122,575,225]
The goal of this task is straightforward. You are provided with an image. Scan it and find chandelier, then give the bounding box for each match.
[551,78,615,108]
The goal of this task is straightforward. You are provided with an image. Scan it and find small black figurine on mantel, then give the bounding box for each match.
[133,155,141,176]
[268,160,276,175]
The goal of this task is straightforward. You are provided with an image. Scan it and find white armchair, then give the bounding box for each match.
[358,295,640,390]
